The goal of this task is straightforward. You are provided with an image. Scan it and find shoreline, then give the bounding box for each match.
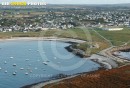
[0,37,117,69]
[0,37,129,88]
[109,46,130,63]
[0,37,86,44]
[22,67,105,88]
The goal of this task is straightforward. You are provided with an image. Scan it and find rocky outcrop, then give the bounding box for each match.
[111,46,130,52]
[65,45,89,58]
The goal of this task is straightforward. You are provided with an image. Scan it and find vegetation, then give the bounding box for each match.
[95,28,130,46]
[0,32,40,38]
[43,65,130,88]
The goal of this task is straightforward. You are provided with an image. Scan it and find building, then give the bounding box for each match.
[103,27,123,31]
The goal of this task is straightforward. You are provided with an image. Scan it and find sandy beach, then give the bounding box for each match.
[0,37,86,44]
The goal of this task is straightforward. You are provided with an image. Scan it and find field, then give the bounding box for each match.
[95,28,130,46]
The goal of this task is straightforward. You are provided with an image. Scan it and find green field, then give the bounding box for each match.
[95,28,130,46]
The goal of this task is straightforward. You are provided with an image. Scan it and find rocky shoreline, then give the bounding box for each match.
[21,67,104,88]
[65,45,87,58]
[112,48,130,62]
[111,45,130,53]
[111,46,130,62]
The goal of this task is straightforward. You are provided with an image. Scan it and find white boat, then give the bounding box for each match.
[10,57,14,59]
[5,70,7,73]
[13,72,16,75]
[25,72,29,75]
[20,68,24,70]
[13,64,17,66]
[4,61,7,64]
[0,67,2,70]
[43,62,47,65]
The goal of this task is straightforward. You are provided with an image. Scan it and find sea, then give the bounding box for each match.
[0,40,100,88]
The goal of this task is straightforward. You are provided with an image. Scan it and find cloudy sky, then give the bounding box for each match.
[1,0,130,4]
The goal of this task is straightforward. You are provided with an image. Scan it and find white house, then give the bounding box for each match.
[103,27,123,31]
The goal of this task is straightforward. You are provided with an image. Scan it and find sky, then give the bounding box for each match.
[1,0,130,4]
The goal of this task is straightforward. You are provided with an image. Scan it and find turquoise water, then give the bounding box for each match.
[0,40,100,88]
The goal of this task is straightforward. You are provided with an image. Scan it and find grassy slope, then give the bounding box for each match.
[96,28,130,46]
[43,65,130,88]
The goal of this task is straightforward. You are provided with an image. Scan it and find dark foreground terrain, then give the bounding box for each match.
[44,65,130,88]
